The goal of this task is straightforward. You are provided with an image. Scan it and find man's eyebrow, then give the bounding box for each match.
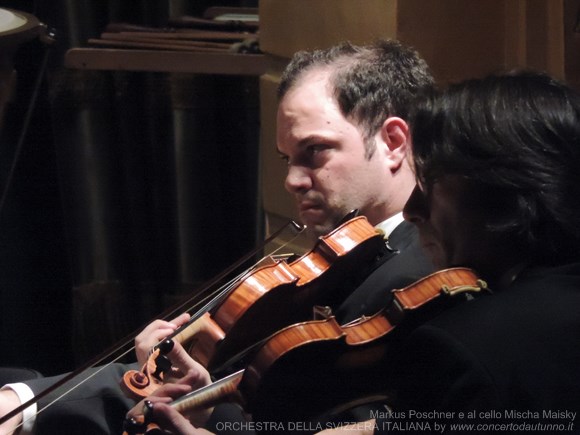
[277,135,333,156]
[296,134,331,148]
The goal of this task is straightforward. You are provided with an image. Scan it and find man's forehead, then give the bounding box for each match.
[277,86,335,128]
[284,67,334,99]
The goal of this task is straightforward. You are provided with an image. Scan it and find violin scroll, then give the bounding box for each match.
[121,313,226,400]
[121,340,175,401]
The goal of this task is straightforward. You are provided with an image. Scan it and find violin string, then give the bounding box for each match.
[152,269,255,353]
[153,219,305,328]
[153,222,308,350]
[185,235,306,318]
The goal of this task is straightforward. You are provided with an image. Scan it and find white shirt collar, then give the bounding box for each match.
[374,212,405,238]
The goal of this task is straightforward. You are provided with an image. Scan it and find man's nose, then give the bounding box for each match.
[284,165,311,194]
[403,185,429,223]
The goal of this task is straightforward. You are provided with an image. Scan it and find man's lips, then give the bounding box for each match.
[298,200,321,212]
[297,198,322,213]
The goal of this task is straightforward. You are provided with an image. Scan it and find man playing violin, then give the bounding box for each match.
[126,71,580,434]
[0,39,435,434]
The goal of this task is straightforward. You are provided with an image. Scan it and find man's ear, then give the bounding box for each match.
[379,117,410,170]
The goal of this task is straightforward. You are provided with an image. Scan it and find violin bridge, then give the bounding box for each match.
[255,253,296,268]
[312,305,333,320]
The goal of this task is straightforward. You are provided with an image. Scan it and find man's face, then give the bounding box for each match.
[403,176,498,276]
[276,70,391,237]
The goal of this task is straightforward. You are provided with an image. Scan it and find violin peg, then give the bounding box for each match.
[152,355,172,380]
[122,415,147,435]
[158,338,174,355]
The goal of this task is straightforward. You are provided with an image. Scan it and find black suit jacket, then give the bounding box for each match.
[335,220,434,324]
[27,363,136,434]
[375,262,580,434]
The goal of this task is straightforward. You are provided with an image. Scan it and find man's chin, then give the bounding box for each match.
[300,208,351,238]
[303,220,336,239]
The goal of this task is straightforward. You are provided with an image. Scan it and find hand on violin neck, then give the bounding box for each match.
[152,340,174,380]
[124,383,192,435]
[161,341,211,391]
[135,313,192,367]
[125,375,214,434]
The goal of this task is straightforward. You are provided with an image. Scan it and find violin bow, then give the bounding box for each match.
[0,219,304,427]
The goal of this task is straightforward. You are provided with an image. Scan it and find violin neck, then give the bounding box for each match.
[172,369,245,413]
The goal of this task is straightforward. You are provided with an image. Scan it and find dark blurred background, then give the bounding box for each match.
[0,0,260,376]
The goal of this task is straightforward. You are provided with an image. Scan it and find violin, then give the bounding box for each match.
[122,215,387,400]
[124,268,487,434]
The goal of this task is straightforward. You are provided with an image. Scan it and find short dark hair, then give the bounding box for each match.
[278,40,434,156]
[411,71,580,265]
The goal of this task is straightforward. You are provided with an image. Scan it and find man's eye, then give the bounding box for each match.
[278,154,290,165]
[308,144,326,155]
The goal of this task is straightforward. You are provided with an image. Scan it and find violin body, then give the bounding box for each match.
[242,318,391,430]
[240,268,485,426]
[122,216,387,399]
[206,216,386,373]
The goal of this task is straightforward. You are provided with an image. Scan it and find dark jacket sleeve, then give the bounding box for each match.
[26,363,138,435]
